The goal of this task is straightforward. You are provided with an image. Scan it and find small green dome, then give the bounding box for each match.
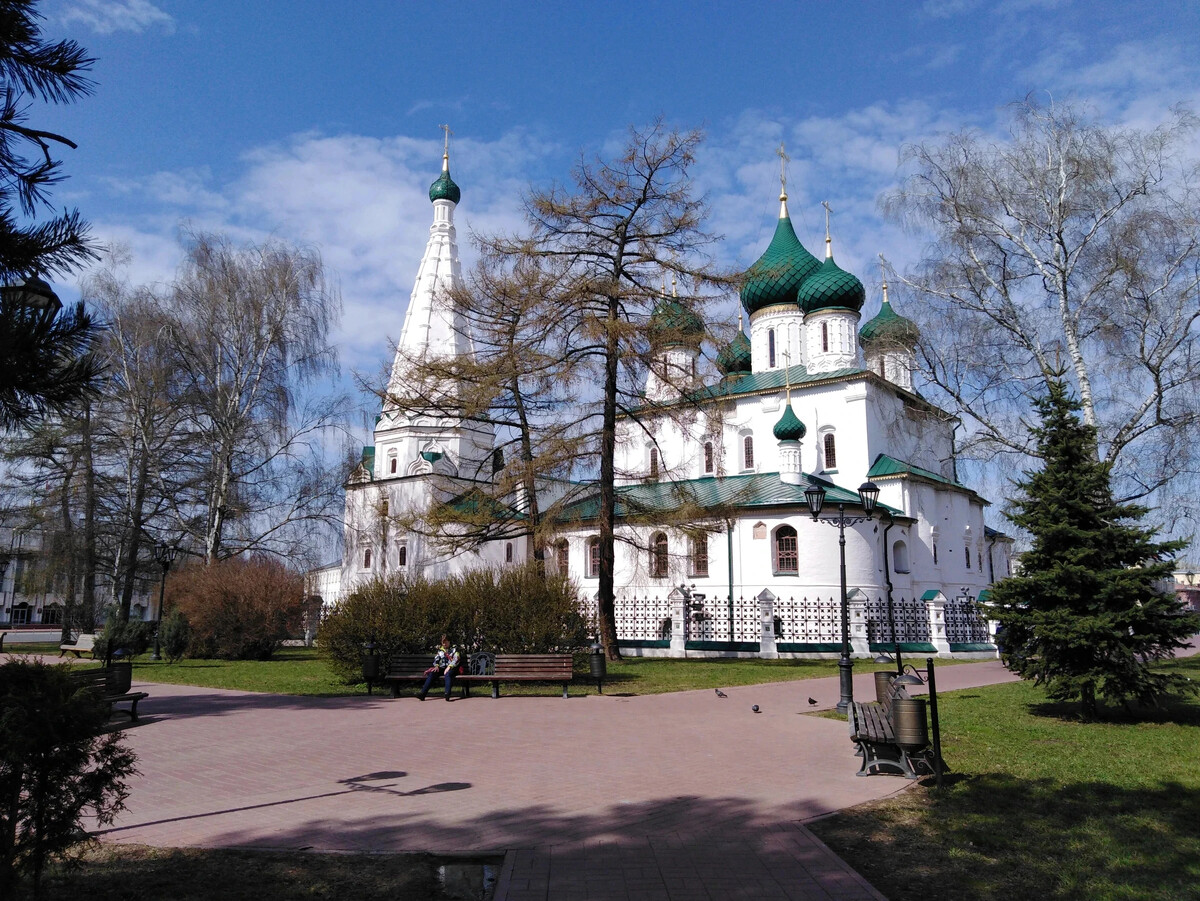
[740,213,820,316]
[859,297,919,348]
[716,331,752,375]
[773,404,807,442]
[648,297,704,348]
[797,255,865,314]
[429,161,461,204]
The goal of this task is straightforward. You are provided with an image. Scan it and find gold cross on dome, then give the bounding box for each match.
[439,124,453,155]
[777,143,790,195]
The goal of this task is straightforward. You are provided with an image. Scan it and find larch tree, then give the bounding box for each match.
[884,98,1200,510]
[990,377,1200,718]
[489,121,731,658]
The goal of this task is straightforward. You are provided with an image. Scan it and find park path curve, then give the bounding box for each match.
[74,658,1025,900]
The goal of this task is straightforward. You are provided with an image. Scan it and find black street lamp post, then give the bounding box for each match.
[805,480,881,715]
[151,543,178,661]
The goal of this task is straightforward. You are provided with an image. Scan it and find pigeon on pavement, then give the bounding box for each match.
[808,697,818,706]
[715,688,728,698]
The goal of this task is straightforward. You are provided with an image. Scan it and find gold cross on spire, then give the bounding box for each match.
[777,143,790,197]
[822,201,834,257]
[782,348,793,403]
[439,124,453,157]
[879,253,890,301]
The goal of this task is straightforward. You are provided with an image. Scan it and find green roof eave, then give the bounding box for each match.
[552,472,898,525]
[630,365,868,414]
[867,453,988,504]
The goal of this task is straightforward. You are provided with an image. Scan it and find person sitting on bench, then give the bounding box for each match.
[418,635,460,701]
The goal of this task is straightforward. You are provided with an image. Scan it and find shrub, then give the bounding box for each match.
[93,614,154,661]
[168,557,304,660]
[0,660,138,897]
[320,564,588,681]
[159,609,191,663]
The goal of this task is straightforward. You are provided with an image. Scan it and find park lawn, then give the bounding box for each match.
[809,653,1200,901]
[21,843,499,901]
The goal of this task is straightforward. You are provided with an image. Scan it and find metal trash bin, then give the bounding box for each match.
[106,660,133,695]
[874,670,895,705]
[892,697,929,752]
[589,641,607,693]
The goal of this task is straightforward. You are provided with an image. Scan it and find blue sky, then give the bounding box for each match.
[40,0,1200,427]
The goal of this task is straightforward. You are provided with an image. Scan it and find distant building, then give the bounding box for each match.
[0,527,155,629]
[317,149,1012,658]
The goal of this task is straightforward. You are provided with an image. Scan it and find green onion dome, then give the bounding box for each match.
[739,210,820,316]
[773,404,807,442]
[648,297,704,348]
[797,254,866,315]
[716,330,752,375]
[429,158,461,204]
[859,296,919,348]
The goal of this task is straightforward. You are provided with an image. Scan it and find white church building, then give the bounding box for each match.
[320,147,1011,659]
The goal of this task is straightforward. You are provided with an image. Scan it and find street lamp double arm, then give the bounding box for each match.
[150,542,179,661]
[804,480,880,715]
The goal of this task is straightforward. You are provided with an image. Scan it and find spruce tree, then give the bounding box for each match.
[992,377,1200,717]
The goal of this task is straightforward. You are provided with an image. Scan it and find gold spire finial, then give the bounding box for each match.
[439,124,453,168]
[879,253,890,304]
[671,274,677,297]
[738,306,744,331]
[822,200,834,258]
[782,348,793,403]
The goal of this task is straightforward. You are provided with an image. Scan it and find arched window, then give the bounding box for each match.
[690,535,709,577]
[649,447,660,480]
[892,539,910,573]
[555,539,569,574]
[703,441,714,474]
[933,543,939,565]
[506,542,514,563]
[965,545,971,568]
[774,525,798,574]
[363,548,372,569]
[823,433,837,470]
[821,321,829,352]
[397,542,407,567]
[743,435,754,470]
[587,537,600,578]
[768,329,776,368]
[650,532,669,578]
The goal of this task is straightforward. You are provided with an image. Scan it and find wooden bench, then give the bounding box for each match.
[848,678,936,779]
[0,631,6,653]
[60,633,99,658]
[67,668,149,722]
[381,652,574,699]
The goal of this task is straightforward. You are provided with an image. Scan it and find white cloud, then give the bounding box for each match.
[58,0,175,35]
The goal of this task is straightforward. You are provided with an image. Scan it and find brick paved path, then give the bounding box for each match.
[80,660,1027,900]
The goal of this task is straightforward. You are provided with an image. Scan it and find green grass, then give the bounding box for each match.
[130,649,899,696]
[17,843,499,901]
[809,654,1200,901]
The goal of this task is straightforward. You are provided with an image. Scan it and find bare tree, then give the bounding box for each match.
[165,232,346,563]
[884,98,1200,508]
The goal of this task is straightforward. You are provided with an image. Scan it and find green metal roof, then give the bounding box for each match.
[701,364,865,400]
[716,330,752,375]
[554,472,873,524]
[772,404,807,441]
[867,453,964,488]
[429,166,461,204]
[920,589,942,601]
[361,446,375,467]
[860,297,919,347]
[797,255,866,314]
[648,297,704,348]
[739,214,820,315]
